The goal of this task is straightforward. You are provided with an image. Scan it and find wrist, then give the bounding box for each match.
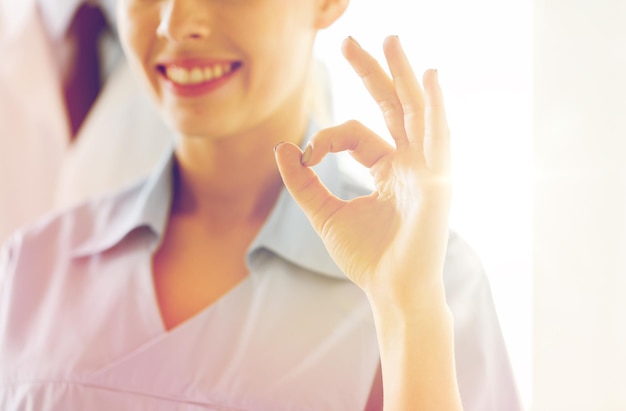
[365,277,449,318]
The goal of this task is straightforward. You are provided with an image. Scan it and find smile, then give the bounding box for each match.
[158,62,241,86]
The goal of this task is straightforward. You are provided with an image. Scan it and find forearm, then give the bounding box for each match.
[368,284,463,411]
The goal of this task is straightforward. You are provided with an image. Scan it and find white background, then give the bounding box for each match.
[532,0,626,410]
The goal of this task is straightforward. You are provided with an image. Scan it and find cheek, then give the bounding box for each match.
[262,38,315,100]
[244,16,315,86]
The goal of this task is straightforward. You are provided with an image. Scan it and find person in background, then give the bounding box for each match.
[0,0,173,244]
[0,0,522,410]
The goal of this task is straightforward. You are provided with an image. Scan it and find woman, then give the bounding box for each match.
[0,0,504,409]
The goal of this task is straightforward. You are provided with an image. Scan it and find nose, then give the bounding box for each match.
[157,0,211,43]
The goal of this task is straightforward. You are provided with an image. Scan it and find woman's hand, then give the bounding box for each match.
[275,35,463,411]
[274,35,451,305]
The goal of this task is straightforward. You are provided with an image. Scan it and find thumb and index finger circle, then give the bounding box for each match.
[274,121,394,231]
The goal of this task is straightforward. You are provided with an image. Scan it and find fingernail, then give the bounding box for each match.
[348,36,361,48]
[274,141,285,153]
[384,35,399,47]
[301,144,312,165]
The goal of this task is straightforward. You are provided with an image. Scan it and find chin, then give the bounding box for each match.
[169,119,239,141]
[164,104,249,140]
[161,112,210,138]
[169,124,213,139]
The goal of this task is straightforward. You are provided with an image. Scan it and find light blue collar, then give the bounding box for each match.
[70,122,366,280]
[69,149,174,258]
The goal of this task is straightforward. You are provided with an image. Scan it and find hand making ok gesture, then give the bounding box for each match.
[275,35,462,411]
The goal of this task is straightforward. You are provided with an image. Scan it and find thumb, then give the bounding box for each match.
[274,142,343,233]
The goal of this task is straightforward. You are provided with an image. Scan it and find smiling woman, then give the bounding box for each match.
[0,0,521,410]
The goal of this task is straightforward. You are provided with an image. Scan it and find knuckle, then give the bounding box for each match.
[357,65,375,80]
[343,119,364,133]
[378,98,402,118]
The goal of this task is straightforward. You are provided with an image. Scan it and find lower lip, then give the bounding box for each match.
[160,68,239,98]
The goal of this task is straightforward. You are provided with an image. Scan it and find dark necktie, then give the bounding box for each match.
[63,3,107,139]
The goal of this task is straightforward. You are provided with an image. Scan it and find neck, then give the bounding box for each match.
[171,109,310,229]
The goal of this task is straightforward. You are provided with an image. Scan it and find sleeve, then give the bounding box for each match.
[443,231,523,411]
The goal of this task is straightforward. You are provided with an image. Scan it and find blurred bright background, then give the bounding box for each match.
[314,0,533,408]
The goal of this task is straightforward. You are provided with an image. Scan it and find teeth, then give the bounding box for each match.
[190,68,203,83]
[203,67,214,81]
[165,63,233,85]
[213,65,223,78]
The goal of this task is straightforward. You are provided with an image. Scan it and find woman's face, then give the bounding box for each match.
[117,0,325,139]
